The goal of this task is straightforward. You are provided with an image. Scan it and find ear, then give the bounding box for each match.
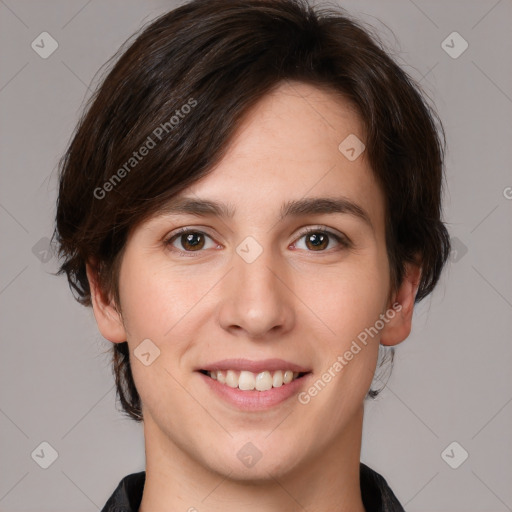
[379,261,422,347]
[86,262,127,343]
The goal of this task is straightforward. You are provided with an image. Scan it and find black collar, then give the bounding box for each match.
[101,463,405,512]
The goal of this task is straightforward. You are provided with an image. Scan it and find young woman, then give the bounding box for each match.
[53,0,451,510]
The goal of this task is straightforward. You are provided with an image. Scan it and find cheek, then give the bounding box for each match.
[117,254,216,399]
[300,265,386,420]
[298,253,389,413]
[118,259,196,420]
[117,255,202,339]
[302,254,389,343]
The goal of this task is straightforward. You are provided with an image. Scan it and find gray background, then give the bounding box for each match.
[1,0,511,510]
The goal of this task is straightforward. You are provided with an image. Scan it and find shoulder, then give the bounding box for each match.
[100,471,146,512]
[360,463,405,512]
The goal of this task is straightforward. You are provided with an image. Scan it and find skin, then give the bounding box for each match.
[87,81,421,512]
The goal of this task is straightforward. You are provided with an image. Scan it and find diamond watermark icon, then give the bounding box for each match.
[441,31,468,59]
[338,134,365,161]
[236,236,263,264]
[32,236,53,263]
[134,338,161,366]
[237,442,262,468]
[31,32,59,59]
[31,441,59,469]
[441,441,468,469]
[449,237,468,263]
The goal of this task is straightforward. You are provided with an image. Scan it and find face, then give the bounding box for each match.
[89,81,418,481]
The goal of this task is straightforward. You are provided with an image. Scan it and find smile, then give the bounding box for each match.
[200,369,306,391]
[197,358,312,410]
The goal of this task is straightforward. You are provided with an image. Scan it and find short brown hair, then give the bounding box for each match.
[53,0,451,422]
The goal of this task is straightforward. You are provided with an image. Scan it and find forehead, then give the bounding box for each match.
[224,81,366,168]
[174,81,385,231]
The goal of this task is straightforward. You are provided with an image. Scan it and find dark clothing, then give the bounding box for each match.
[101,463,405,512]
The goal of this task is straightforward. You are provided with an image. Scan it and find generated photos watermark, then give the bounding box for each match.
[298,302,402,405]
[93,97,198,200]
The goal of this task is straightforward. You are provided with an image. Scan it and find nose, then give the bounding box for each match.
[217,241,295,339]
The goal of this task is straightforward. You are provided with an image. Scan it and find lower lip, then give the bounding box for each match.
[198,372,311,411]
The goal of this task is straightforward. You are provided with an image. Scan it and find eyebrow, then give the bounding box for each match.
[159,196,374,231]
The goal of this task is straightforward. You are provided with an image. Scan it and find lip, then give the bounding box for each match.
[197,358,311,374]
[198,370,312,411]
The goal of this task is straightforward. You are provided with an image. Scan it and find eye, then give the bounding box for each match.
[163,225,351,256]
[164,228,218,255]
[292,226,351,252]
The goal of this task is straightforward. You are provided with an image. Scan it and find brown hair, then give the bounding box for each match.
[53,0,451,422]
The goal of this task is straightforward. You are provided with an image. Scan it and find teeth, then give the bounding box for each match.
[238,370,255,391]
[206,369,302,391]
[255,371,272,391]
[272,370,283,388]
[225,370,238,388]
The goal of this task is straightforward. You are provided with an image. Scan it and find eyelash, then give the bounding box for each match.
[163,226,352,257]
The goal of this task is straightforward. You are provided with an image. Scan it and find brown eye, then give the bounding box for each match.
[165,228,216,254]
[305,231,329,251]
[179,232,205,251]
[294,227,351,252]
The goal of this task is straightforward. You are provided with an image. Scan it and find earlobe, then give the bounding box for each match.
[379,262,422,347]
[86,262,127,343]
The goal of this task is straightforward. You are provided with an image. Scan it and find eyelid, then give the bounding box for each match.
[165,226,213,240]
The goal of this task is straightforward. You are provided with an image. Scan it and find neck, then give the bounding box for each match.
[139,408,366,512]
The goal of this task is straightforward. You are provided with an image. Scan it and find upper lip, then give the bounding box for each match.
[198,358,311,374]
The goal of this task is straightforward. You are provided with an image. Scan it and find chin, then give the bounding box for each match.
[201,439,306,482]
